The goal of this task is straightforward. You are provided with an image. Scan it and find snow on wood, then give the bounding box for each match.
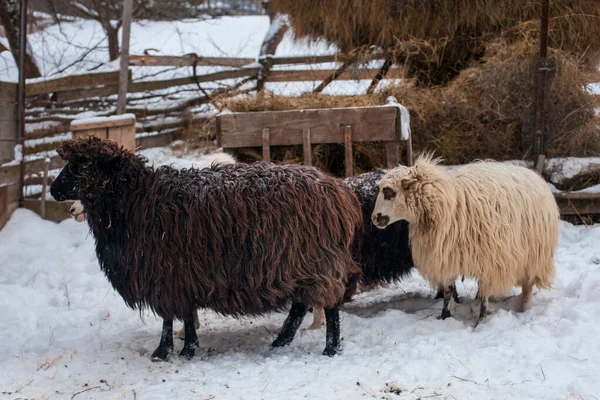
[71,114,135,128]
[544,157,600,185]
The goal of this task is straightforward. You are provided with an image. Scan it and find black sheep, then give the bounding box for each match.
[50,137,362,360]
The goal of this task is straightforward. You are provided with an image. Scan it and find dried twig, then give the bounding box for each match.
[71,386,101,399]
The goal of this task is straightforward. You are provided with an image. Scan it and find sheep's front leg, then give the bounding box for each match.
[323,307,341,357]
[151,319,174,362]
[179,312,199,359]
[437,285,453,320]
[272,302,307,347]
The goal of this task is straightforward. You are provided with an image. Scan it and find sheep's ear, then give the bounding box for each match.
[99,154,121,170]
[401,177,417,191]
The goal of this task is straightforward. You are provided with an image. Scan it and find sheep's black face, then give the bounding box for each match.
[50,164,79,201]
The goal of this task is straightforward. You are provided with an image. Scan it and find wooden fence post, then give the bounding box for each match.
[302,128,312,166]
[40,158,50,219]
[117,0,133,114]
[344,125,353,177]
[262,128,271,162]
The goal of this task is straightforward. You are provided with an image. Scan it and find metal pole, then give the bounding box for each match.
[17,0,28,207]
[533,0,549,164]
[117,0,133,114]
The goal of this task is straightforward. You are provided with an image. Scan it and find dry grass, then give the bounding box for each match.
[384,39,600,163]
[272,0,600,85]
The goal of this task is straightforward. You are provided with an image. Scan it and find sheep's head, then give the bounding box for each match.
[372,154,445,229]
[50,136,125,202]
[371,166,415,228]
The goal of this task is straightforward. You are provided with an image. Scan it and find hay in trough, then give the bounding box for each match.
[271,0,600,85]
[221,38,599,173]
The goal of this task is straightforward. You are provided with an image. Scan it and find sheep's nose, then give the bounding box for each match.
[372,213,390,227]
[69,205,76,216]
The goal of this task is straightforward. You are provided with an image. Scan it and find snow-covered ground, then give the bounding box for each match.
[1,150,600,399]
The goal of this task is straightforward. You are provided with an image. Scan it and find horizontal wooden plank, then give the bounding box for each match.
[554,192,600,215]
[137,132,173,150]
[27,71,121,96]
[0,163,20,186]
[218,107,398,148]
[24,176,54,186]
[22,199,73,223]
[0,82,17,100]
[270,52,387,66]
[71,116,135,132]
[27,123,71,139]
[24,155,64,175]
[266,68,405,82]
[0,103,17,123]
[7,182,20,203]
[129,55,255,68]
[0,120,17,141]
[129,67,259,93]
[0,140,16,163]
[54,85,118,102]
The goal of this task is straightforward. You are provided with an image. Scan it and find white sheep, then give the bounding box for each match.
[372,154,559,325]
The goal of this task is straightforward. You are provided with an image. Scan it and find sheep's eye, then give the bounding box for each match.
[382,187,396,200]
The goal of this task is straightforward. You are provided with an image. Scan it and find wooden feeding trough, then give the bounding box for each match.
[71,113,137,150]
[216,99,413,176]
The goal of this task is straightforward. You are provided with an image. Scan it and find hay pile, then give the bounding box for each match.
[271,0,600,85]
[386,38,600,163]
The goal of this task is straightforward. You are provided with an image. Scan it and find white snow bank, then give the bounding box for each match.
[1,210,600,399]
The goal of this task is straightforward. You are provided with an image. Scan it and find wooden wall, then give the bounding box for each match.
[0,81,17,164]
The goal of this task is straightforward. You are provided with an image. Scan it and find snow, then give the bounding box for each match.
[0,144,22,167]
[0,16,336,84]
[1,210,600,399]
[545,157,600,185]
[139,146,235,170]
[70,113,136,127]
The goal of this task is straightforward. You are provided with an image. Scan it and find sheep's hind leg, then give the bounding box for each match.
[436,284,460,304]
[272,302,307,348]
[151,319,174,362]
[520,279,534,312]
[323,307,341,357]
[474,296,490,328]
[179,312,199,359]
[302,307,325,333]
[176,309,200,340]
[437,285,453,320]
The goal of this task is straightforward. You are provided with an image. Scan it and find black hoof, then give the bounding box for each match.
[438,310,452,320]
[151,346,172,362]
[322,346,339,357]
[271,336,293,348]
[179,345,197,359]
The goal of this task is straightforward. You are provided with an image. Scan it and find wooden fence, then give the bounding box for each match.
[25,53,404,102]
